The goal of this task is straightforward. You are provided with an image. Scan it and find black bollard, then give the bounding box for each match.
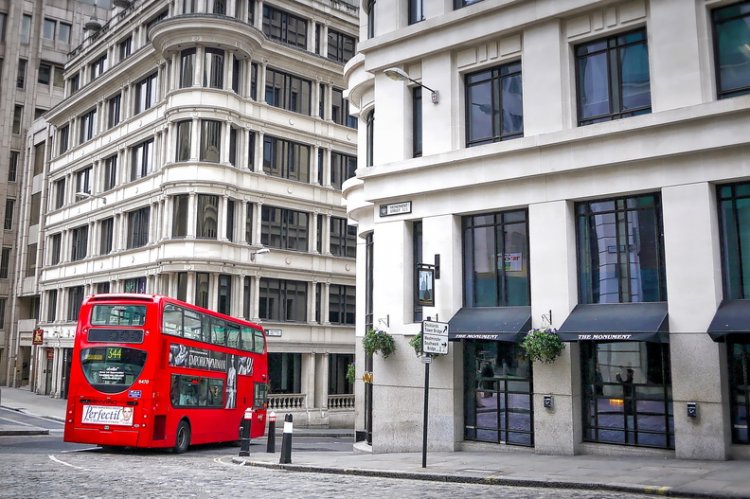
[266,411,276,453]
[239,408,253,457]
[279,413,293,464]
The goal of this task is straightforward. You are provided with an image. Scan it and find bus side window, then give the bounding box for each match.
[253,330,265,353]
[211,319,226,346]
[162,304,183,337]
[240,327,254,352]
[184,309,203,341]
[226,324,240,349]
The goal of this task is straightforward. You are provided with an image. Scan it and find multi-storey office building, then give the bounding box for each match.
[15,0,359,427]
[0,0,110,387]
[344,0,750,458]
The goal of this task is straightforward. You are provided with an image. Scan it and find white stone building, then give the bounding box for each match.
[15,0,359,428]
[344,0,750,459]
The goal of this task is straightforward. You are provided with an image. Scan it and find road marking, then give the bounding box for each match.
[214,457,240,467]
[48,454,87,471]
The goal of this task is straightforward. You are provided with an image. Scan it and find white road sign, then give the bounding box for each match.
[422,320,449,355]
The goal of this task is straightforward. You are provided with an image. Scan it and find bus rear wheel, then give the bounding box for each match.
[174,420,191,454]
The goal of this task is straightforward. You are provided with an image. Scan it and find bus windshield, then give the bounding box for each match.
[80,347,147,394]
[91,305,147,326]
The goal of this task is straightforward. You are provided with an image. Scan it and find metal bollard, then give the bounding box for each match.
[239,407,253,457]
[266,411,276,453]
[279,413,293,464]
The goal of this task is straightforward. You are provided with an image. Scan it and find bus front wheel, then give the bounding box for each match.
[174,420,191,454]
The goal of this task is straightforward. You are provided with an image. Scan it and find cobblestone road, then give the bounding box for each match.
[0,447,669,499]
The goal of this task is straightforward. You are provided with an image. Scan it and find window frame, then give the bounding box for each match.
[711,1,750,99]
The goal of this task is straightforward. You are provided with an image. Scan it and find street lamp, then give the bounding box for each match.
[251,247,270,262]
[383,67,439,104]
[75,192,107,204]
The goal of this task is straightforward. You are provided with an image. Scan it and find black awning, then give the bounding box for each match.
[708,300,750,341]
[557,303,668,342]
[447,307,531,342]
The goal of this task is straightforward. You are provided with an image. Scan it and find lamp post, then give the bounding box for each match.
[250,247,270,262]
[75,192,107,204]
[384,67,439,104]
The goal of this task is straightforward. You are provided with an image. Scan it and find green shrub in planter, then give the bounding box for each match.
[363,329,396,359]
[409,332,423,357]
[520,327,565,364]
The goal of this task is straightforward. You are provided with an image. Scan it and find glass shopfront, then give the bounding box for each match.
[729,339,750,444]
[464,340,533,446]
[581,341,673,449]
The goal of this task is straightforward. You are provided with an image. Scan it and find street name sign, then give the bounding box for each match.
[422,320,449,355]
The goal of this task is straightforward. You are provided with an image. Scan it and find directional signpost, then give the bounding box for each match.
[420,319,449,468]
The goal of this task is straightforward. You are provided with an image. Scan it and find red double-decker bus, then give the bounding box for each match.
[64,294,269,453]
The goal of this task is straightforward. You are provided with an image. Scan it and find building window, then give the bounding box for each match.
[576,194,665,304]
[172,195,189,238]
[245,202,253,244]
[0,13,6,41]
[226,199,236,241]
[107,93,121,129]
[58,125,69,154]
[68,286,85,321]
[463,209,529,307]
[176,120,192,161]
[218,274,232,315]
[197,194,219,239]
[180,48,195,88]
[243,276,252,320]
[33,142,45,177]
[464,341,533,446]
[265,67,312,115]
[262,5,307,49]
[327,29,356,64]
[20,14,31,45]
[330,152,356,190]
[69,73,80,94]
[8,151,18,182]
[130,139,154,180]
[413,221,423,322]
[262,135,310,182]
[52,65,64,88]
[177,272,188,302]
[103,155,117,191]
[195,272,210,308]
[50,233,62,265]
[79,108,97,143]
[718,182,750,299]
[100,218,114,255]
[17,58,26,88]
[47,290,58,322]
[75,166,92,195]
[250,63,258,100]
[58,22,70,43]
[575,29,651,126]
[316,214,323,253]
[96,282,110,294]
[126,207,150,249]
[713,2,750,99]
[329,285,355,324]
[200,120,221,163]
[71,225,88,261]
[90,52,107,80]
[330,217,356,258]
[12,105,23,134]
[259,278,307,322]
[38,62,52,85]
[211,0,227,15]
[0,247,10,278]
[229,126,238,166]
[465,61,523,147]
[409,0,424,24]
[268,352,302,393]
[232,56,241,94]
[248,130,256,169]
[134,73,157,114]
[203,48,224,89]
[366,0,375,39]
[366,110,374,167]
[3,199,13,230]
[183,0,196,14]
[413,87,422,157]
[261,206,309,252]
[54,179,65,209]
[119,36,132,61]
[581,341,673,449]
[331,88,355,127]
[124,277,146,293]
[728,340,750,444]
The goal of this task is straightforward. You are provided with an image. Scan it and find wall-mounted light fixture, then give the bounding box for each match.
[384,67,439,104]
[250,247,270,262]
[75,192,107,204]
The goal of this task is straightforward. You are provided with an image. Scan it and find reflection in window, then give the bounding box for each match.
[203,48,224,89]
[330,217,356,258]
[713,2,750,99]
[197,194,219,239]
[172,194,189,238]
[576,29,651,125]
[180,48,195,88]
[465,61,523,147]
[262,5,307,49]
[576,194,665,304]
[135,73,157,114]
[329,284,355,324]
[200,120,221,162]
[262,135,310,182]
[581,341,673,449]
[195,272,210,309]
[718,182,750,299]
[463,210,529,307]
[126,207,150,249]
[265,68,311,115]
[176,120,192,161]
[261,205,309,251]
[130,139,153,180]
[268,352,301,393]
[330,152,356,190]
[259,278,307,322]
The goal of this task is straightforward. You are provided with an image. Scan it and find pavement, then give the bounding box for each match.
[2,386,750,498]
